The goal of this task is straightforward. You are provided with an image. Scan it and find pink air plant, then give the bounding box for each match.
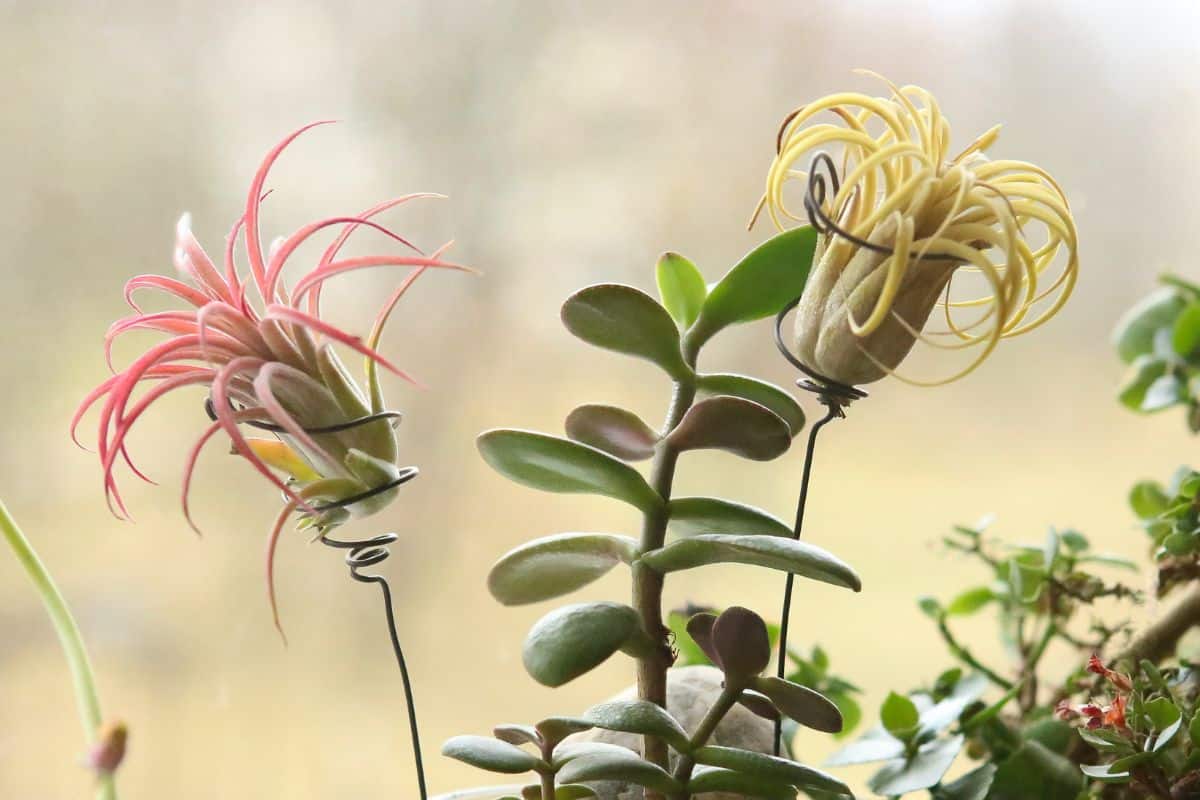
[73,122,469,634]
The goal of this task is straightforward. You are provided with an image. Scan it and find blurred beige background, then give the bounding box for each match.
[2,0,1198,796]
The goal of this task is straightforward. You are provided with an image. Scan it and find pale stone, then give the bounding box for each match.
[560,665,775,800]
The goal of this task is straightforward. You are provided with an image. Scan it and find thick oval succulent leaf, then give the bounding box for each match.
[520,784,597,800]
[685,766,798,800]
[738,689,781,721]
[668,497,792,538]
[493,725,542,747]
[692,227,818,345]
[523,602,639,687]
[565,405,659,461]
[478,429,661,513]
[551,742,642,769]
[692,746,850,795]
[696,373,805,435]
[1113,287,1186,363]
[656,252,708,329]
[867,734,964,796]
[581,700,691,754]
[685,612,722,666]
[640,534,861,592]
[825,726,906,767]
[666,397,791,461]
[561,284,690,379]
[534,718,595,750]
[429,785,526,800]
[712,606,772,678]
[932,763,996,800]
[442,735,543,774]
[556,751,682,794]
[754,676,843,733]
[489,533,639,606]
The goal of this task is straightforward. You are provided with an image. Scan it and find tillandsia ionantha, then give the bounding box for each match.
[72,122,469,632]
[752,72,1080,387]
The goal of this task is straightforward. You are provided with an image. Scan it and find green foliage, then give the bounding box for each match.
[639,533,861,591]
[1114,277,1200,428]
[522,602,645,687]
[456,242,859,800]
[655,252,707,329]
[560,283,692,379]
[477,429,662,513]
[1128,467,1200,594]
[690,227,818,347]
[488,533,639,606]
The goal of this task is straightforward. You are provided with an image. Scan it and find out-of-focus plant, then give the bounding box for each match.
[828,275,1200,799]
[1114,275,1200,429]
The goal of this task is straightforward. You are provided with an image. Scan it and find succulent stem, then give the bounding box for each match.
[0,498,117,800]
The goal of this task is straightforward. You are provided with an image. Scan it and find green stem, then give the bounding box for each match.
[635,333,702,800]
[0,499,117,800]
[669,684,742,800]
[936,615,1014,691]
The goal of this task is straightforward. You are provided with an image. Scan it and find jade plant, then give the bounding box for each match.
[445,232,863,800]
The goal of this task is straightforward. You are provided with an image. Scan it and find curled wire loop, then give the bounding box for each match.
[202,393,429,799]
[773,296,867,406]
[803,151,958,263]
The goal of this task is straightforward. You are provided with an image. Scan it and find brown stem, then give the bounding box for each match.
[636,335,701,800]
[1118,583,1200,665]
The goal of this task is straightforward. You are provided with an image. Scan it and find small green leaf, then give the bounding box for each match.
[1061,530,1090,552]
[754,676,843,733]
[696,373,805,435]
[1113,287,1186,363]
[825,726,905,767]
[478,429,661,513]
[561,284,690,378]
[655,252,707,329]
[429,786,527,800]
[989,741,1084,797]
[535,718,594,749]
[1079,763,1132,783]
[1144,697,1181,730]
[1163,531,1195,556]
[1118,356,1169,411]
[685,766,798,800]
[639,533,861,592]
[1142,373,1185,412]
[1129,480,1170,519]
[565,404,659,461]
[522,602,640,687]
[667,497,792,538]
[580,700,691,754]
[488,533,639,606]
[1173,302,1200,357]
[1189,711,1200,747]
[551,742,638,769]
[666,396,792,461]
[441,735,542,774]
[868,734,963,796]
[944,586,995,616]
[1154,715,1184,752]
[556,751,681,794]
[691,227,818,345]
[493,725,541,747]
[693,747,850,795]
[879,692,920,739]
[932,764,996,800]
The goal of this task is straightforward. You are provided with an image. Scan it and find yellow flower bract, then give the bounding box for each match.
[759,72,1079,386]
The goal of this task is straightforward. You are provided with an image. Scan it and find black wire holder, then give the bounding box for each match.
[771,153,877,757]
[204,396,429,799]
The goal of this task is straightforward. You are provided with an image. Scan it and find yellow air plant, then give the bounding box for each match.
[752,73,1079,387]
